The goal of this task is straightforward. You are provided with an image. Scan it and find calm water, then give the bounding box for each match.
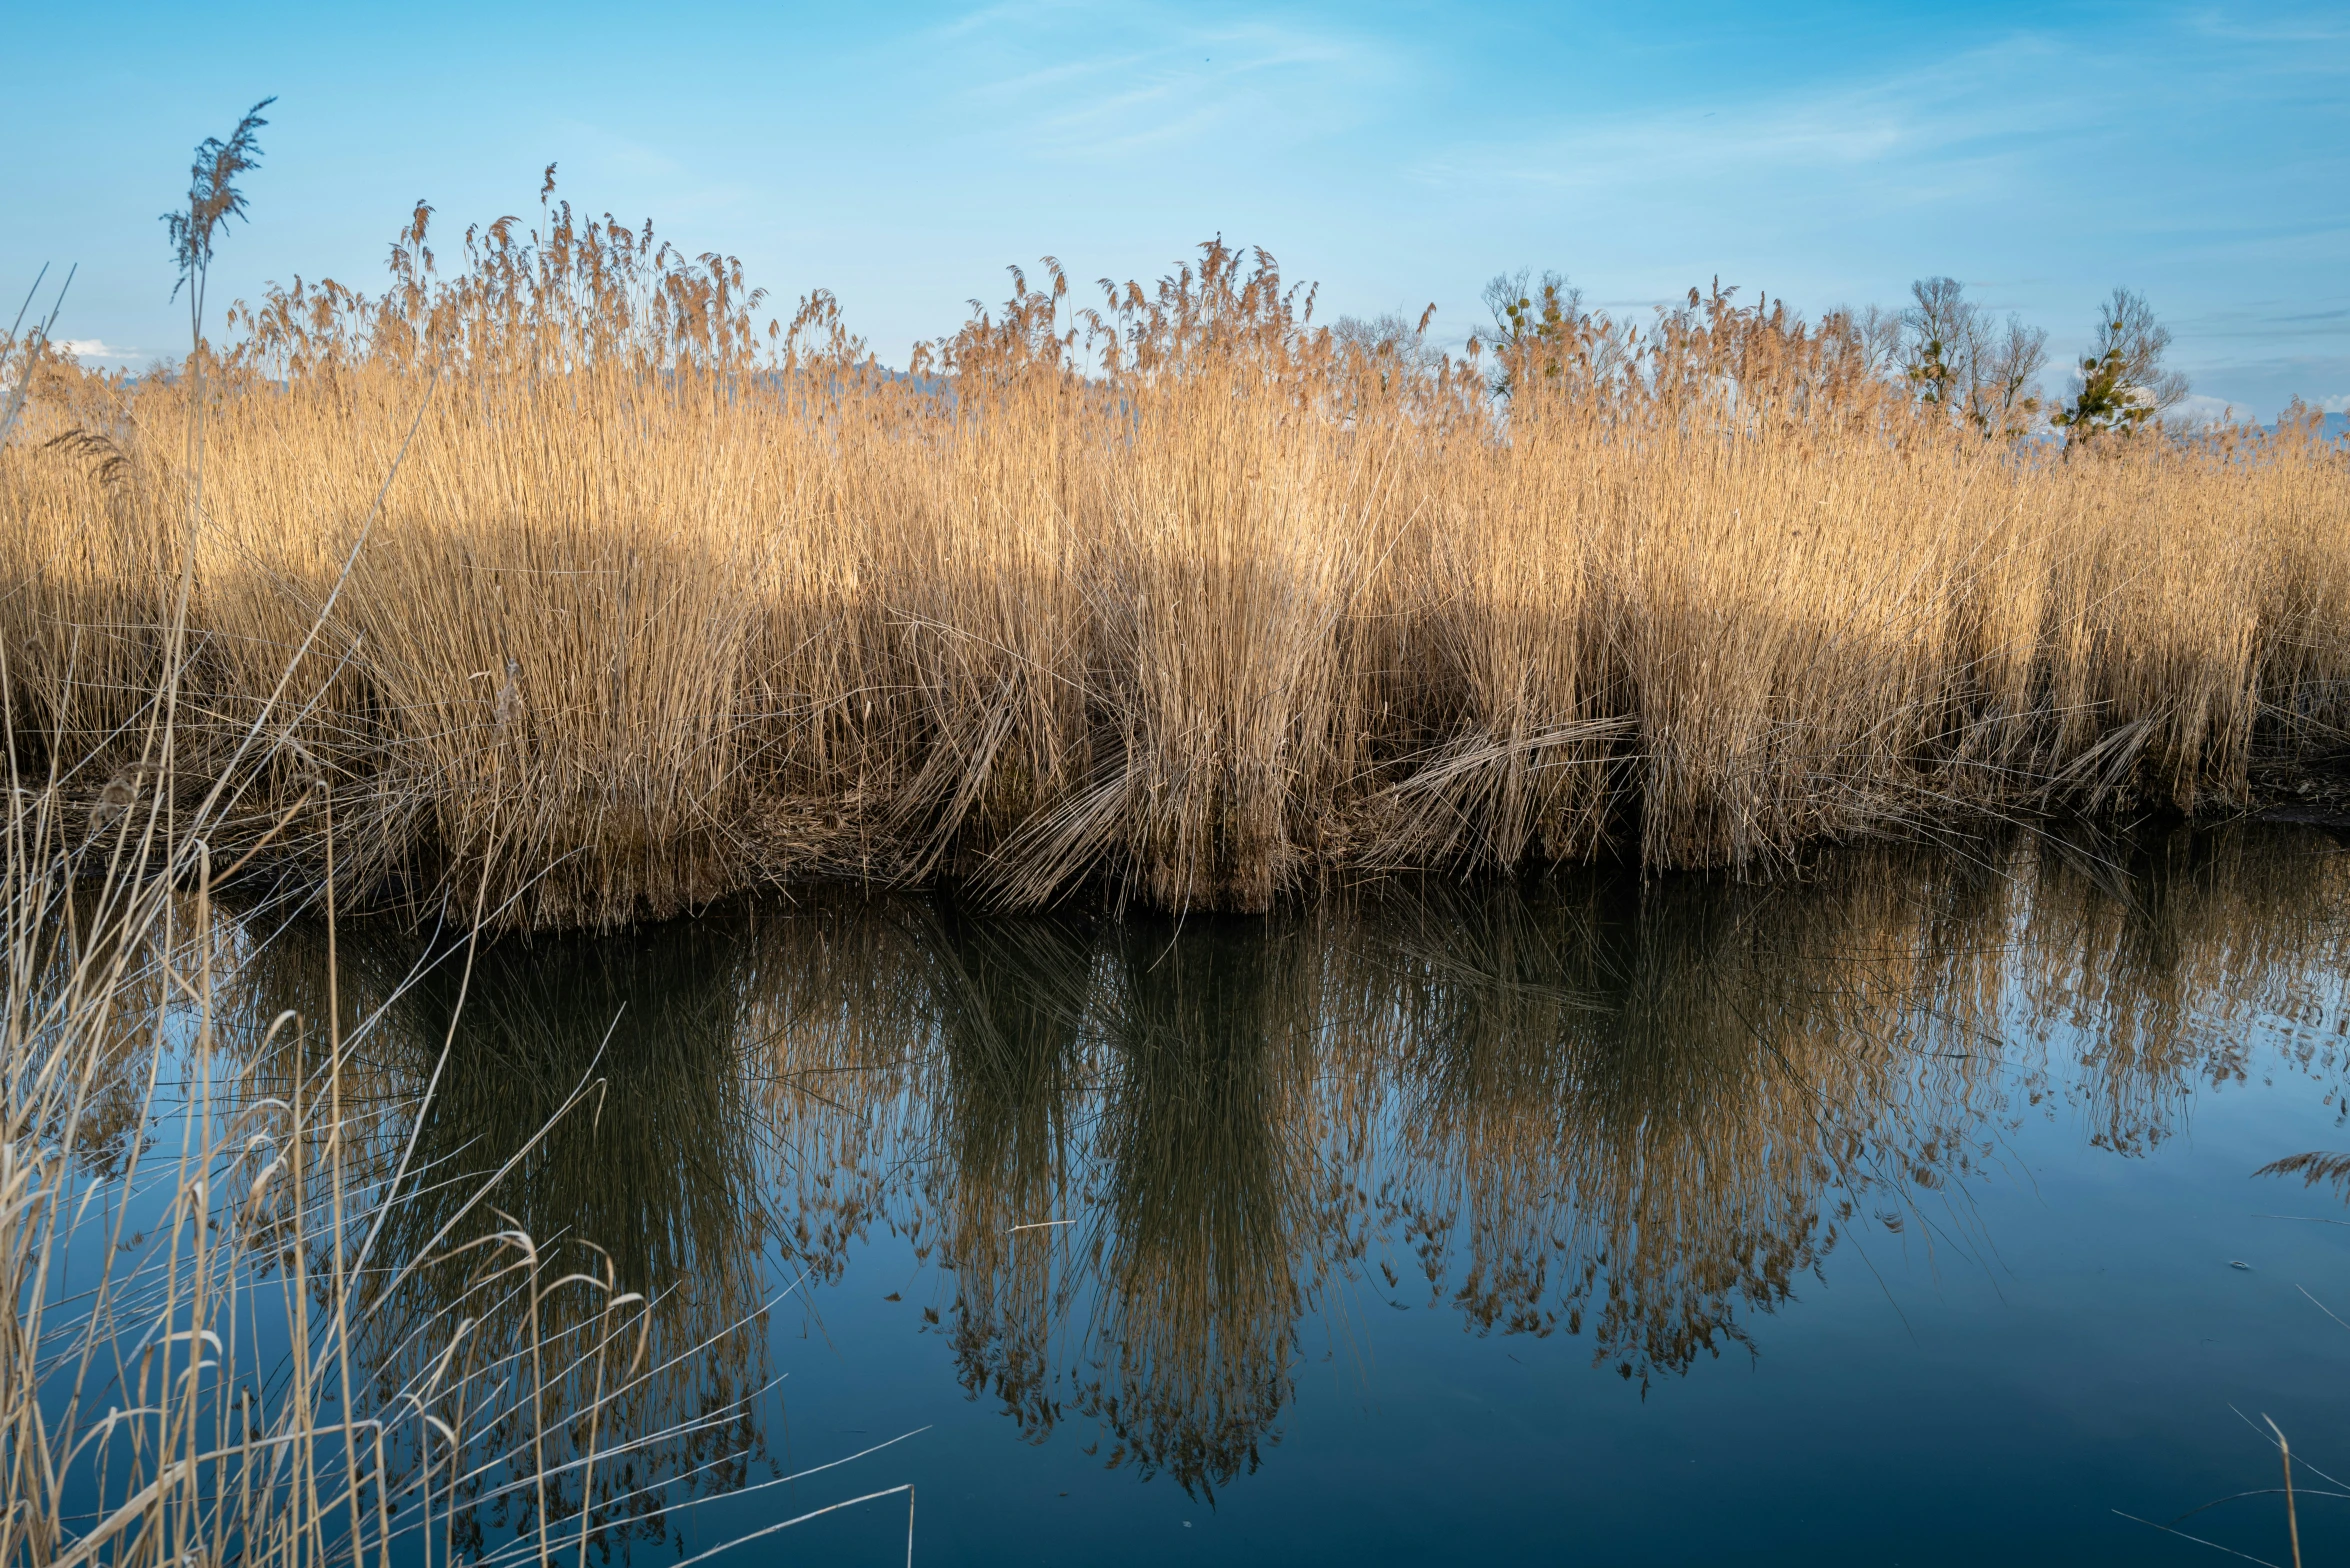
[228,824,2350,1563]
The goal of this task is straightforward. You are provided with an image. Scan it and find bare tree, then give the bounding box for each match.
[1481,268,1584,344]
[1894,276,2047,437]
[2052,287,2189,445]
[1900,276,1980,408]
[1474,269,1630,399]
[1974,312,2050,437]
[1328,309,1446,376]
[2087,286,2189,411]
[1847,303,1907,379]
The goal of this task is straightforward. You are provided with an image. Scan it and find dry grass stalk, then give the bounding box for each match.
[0,763,757,1566]
[4,194,2347,929]
[260,822,2350,1486]
[3,207,915,1548]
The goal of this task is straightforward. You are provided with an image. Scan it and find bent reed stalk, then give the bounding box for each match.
[5,192,2348,930]
[0,724,766,1565]
[2,770,905,1567]
[2,345,903,1562]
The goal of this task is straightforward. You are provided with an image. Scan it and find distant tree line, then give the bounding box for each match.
[1331,272,2193,448]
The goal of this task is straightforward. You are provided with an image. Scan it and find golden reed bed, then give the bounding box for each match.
[5,198,2347,928]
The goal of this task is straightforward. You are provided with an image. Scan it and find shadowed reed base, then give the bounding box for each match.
[8,227,2349,930]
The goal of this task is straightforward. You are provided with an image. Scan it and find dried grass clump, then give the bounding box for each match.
[2,225,915,1547]
[0,765,803,1566]
[5,189,2347,929]
[0,618,916,1568]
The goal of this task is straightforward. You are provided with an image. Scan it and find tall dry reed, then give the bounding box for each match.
[1,775,916,1567]
[3,190,916,1548]
[249,819,2350,1486]
[5,189,2346,928]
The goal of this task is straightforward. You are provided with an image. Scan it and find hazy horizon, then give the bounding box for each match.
[8,0,2345,419]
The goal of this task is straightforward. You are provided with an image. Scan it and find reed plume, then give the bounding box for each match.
[5,186,2346,929]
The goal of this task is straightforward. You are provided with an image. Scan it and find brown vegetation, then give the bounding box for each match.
[236,820,2350,1498]
[0,688,899,1567]
[0,776,770,1566]
[5,189,2347,929]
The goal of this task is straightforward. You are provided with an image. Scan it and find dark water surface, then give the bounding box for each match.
[244,824,2350,1564]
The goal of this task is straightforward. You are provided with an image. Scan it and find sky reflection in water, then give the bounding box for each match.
[224,823,2350,1565]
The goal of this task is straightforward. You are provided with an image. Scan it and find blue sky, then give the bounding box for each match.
[9,1,2346,416]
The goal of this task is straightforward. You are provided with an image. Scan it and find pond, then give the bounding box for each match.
[220,822,2350,1564]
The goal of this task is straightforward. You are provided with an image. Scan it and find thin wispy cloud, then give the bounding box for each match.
[1381,6,2345,412]
[537,121,753,225]
[938,3,1399,161]
[2183,304,2350,340]
[3,0,2342,414]
[2184,8,2350,46]
[1407,35,2089,202]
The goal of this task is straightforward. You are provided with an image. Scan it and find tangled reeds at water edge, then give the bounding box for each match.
[220,821,2350,1500]
[6,189,2349,928]
[0,773,899,1568]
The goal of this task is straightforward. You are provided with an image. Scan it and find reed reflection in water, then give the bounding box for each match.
[226,822,2350,1520]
